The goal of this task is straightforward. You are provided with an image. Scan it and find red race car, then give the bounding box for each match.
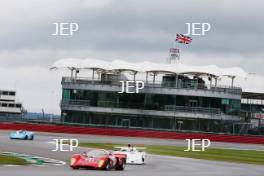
[70,149,127,170]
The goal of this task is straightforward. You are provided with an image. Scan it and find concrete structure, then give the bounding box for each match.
[0,90,24,115]
[51,58,247,133]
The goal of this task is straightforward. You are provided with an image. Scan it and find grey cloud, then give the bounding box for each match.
[1,0,264,55]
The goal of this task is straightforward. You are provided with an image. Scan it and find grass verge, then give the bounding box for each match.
[78,142,264,165]
[0,154,28,165]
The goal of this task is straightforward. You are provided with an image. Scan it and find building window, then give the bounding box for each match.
[9,92,15,96]
[15,104,22,108]
[63,89,71,100]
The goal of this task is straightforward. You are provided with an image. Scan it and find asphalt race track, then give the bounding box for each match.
[0,130,264,176]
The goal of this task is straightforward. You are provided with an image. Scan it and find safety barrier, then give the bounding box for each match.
[0,122,263,144]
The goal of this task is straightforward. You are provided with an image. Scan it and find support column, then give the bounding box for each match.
[231,76,235,88]
[75,69,79,79]
[175,74,178,88]
[97,71,100,80]
[198,118,201,131]
[215,77,218,87]
[146,72,149,84]
[151,118,154,128]
[133,71,137,82]
[70,69,73,79]
[209,76,212,89]
[92,68,95,81]
[153,72,156,84]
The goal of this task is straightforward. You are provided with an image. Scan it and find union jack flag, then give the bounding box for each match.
[176,34,192,44]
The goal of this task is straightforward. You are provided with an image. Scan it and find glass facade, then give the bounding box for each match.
[241,103,264,113]
[61,88,241,133]
[62,89,241,115]
[62,111,234,133]
[241,103,264,122]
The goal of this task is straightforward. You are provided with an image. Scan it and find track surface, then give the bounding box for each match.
[0,131,264,176]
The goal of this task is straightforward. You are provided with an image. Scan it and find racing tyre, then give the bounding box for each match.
[24,136,28,140]
[30,136,34,140]
[105,160,111,171]
[116,159,125,171]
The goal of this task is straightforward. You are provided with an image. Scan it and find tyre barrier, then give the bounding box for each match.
[0,122,263,144]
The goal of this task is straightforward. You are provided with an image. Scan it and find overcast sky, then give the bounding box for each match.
[0,0,263,114]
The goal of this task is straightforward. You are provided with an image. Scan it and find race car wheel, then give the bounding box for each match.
[105,160,111,171]
[24,136,28,140]
[30,136,34,140]
[142,157,145,163]
[116,159,125,170]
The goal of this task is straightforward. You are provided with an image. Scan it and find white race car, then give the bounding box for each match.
[114,145,146,164]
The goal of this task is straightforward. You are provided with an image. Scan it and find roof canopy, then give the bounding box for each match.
[51,57,248,78]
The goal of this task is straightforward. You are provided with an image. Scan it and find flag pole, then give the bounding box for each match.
[175,34,180,62]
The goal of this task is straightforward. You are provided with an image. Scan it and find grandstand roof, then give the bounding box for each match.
[51,57,248,78]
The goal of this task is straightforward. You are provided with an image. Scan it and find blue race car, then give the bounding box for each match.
[9,130,34,140]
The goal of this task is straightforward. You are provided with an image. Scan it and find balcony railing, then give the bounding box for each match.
[61,99,222,115]
[164,105,221,115]
[63,99,91,106]
[61,77,242,95]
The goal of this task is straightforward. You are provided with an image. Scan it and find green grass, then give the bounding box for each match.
[0,155,28,165]
[78,142,264,165]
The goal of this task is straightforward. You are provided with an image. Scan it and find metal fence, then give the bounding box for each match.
[62,77,242,95]
[61,99,222,116]
[164,105,221,115]
[0,114,61,123]
[1,113,264,136]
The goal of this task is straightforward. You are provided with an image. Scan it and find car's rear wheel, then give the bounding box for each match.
[105,160,111,171]
[24,136,28,140]
[30,136,34,140]
[116,159,125,170]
